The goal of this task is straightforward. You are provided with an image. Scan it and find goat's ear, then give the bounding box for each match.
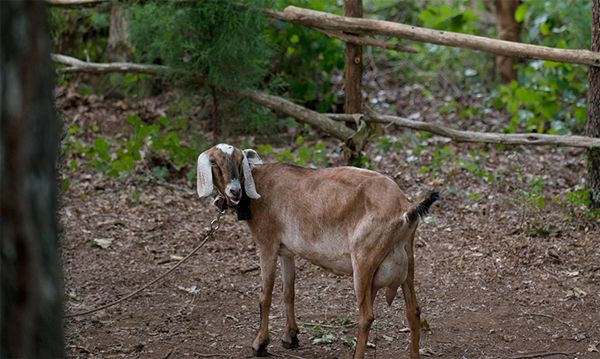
[197,152,213,198]
[242,152,261,199]
[243,149,263,168]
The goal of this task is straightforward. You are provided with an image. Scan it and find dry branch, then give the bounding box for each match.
[46,0,108,6]
[51,54,167,75]
[313,28,417,53]
[237,90,354,140]
[48,54,600,149]
[275,6,600,67]
[327,113,600,148]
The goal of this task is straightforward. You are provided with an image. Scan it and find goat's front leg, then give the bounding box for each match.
[279,254,299,349]
[252,247,278,357]
[351,256,376,359]
[402,244,421,359]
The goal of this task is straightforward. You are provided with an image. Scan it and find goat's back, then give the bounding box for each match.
[246,163,414,275]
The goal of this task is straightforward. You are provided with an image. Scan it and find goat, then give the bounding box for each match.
[197,143,439,359]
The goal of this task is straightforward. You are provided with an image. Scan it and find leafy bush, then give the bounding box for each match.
[267,0,345,111]
[259,135,330,167]
[49,5,111,62]
[64,115,206,181]
[380,0,496,91]
[128,0,273,90]
[497,0,590,134]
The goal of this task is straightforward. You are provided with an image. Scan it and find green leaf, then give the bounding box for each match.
[93,137,111,161]
[515,4,528,23]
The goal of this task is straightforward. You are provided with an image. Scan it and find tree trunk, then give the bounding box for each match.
[494,0,522,83]
[343,0,363,114]
[107,1,131,62]
[0,1,65,357]
[587,0,600,209]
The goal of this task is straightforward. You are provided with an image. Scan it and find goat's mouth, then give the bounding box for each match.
[213,195,240,211]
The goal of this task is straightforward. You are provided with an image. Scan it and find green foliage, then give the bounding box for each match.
[521,176,546,209]
[418,3,479,33]
[308,325,336,345]
[516,0,591,49]
[267,0,345,111]
[128,0,272,90]
[497,0,590,134]
[383,0,495,91]
[64,115,206,181]
[498,61,587,134]
[49,6,110,62]
[258,136,330,167]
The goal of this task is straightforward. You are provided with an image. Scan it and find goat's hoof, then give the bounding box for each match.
[252,343,269,357]
[281,335,299,349]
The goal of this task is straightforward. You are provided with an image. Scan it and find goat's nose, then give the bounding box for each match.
[229,187,241,198]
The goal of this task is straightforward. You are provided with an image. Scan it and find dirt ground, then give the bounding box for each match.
[60,90,600,359]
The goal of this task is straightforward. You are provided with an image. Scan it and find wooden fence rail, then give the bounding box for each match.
[49,54,600,149]
[268,6,600,67]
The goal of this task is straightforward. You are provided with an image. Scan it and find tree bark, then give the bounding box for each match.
[343,0,363,114]
[238,90,354,140]
[51,53,167,75]
[587,0,600,209]
[1,1,64,358]
[277,6,600,67]
[494,0,522,83]
[107,1,131,62]
[326,113,600,148]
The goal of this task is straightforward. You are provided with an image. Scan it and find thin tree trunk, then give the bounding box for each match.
[343,0,363,114]
[107,1,131,62]
[587,0,600,209]
[494,0,522,83]
[0,1,64,357]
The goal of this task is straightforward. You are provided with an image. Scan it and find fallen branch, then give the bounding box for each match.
[313,28,417,53]
[275,6,600,67]
[51,54,167,75]
[46,0,108,6]
[511,351,571,359]
[236,89,355,141]
[299,321,357,329]
[326,112,600,148]
[48,54,600,148]
[520,312,573,328]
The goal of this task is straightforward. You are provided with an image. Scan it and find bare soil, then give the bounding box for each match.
[60,89,600,359]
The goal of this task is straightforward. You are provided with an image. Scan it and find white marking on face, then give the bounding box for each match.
[216,143,234,155]
[226,178,241,202]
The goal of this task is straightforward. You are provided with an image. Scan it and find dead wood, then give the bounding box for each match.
[275,6,600,67]
[326,112,600,148]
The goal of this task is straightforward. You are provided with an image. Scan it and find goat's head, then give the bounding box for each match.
[197,144,262,209]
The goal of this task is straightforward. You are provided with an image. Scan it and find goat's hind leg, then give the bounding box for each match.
[401,244,421,359]
[252,247,278,357]
[351,257,376,359]
[280,253,299,349]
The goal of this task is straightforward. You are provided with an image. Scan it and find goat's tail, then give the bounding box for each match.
[405,191,440,223]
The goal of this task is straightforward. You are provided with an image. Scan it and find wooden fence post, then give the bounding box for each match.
[587,0,600,209]
[494,0,522,83]
[343,0,363,114]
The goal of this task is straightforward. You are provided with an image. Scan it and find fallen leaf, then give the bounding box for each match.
[178,285,200,294]
[588,342,599,352]
[421,319,431,332]
[93,238,113,249]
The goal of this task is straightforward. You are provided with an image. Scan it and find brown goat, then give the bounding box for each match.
[197,144,439,359]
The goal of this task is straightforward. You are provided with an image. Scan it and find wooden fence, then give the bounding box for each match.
[48,1,600,150]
